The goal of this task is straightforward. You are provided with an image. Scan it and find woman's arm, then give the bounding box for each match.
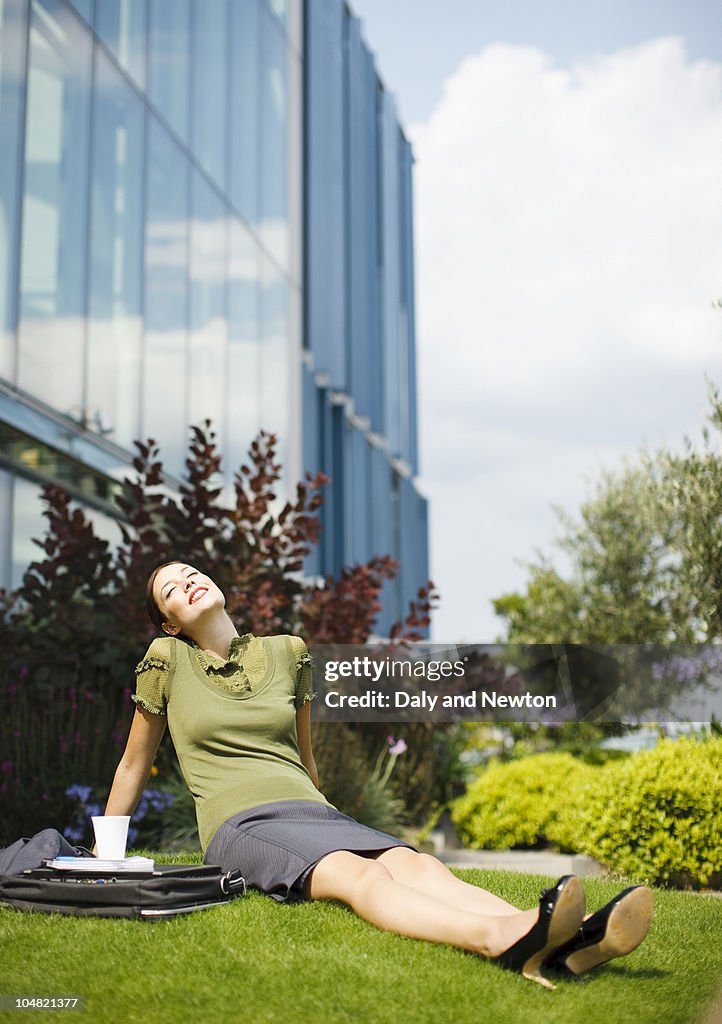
[103,706,167,817]
[295,701,319,788]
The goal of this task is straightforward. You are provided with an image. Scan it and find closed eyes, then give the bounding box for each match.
[163,568,198,599]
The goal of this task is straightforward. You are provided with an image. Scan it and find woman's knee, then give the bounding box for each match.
[305,850,393,903]
[377,847,447,881]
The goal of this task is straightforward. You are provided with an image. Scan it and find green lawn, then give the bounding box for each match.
[1,859,721,1024]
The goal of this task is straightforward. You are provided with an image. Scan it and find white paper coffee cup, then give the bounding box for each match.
[91,815,130,859]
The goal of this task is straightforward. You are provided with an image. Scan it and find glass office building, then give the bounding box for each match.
[0,0,428,634]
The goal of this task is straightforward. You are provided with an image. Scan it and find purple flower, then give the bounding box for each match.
[135,789,174,818]
[389,738,407,756]
[652,647,722,684]
[66,784,93,804]
[145,789,173,812]
[1,760,13,776]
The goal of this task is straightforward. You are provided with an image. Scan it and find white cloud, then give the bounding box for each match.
[408,38,722,641]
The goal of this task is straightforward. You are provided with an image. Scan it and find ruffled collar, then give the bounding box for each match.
[189,632,255,675]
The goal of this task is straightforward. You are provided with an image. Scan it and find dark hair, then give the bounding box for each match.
[145,560,185,633]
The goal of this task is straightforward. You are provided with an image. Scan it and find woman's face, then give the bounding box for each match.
[152,563,225,637]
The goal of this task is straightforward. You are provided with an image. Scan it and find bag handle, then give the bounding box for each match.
[220,870,246,897]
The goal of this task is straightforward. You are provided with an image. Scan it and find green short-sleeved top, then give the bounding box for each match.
[132,633,332,852]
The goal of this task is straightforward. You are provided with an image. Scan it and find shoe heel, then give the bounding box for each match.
[493,875,585,990]
[521,877,585,987]
[565,886,653,975]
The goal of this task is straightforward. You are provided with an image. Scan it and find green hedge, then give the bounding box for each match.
[567,735,722,889]
[451,736,722,888]
[450,752,598,850]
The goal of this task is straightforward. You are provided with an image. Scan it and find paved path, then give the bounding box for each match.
[425,817,722,892]
[434,847,722,897]
[435,848,606,877]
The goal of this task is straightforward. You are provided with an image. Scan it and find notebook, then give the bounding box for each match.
[45,856,155,873]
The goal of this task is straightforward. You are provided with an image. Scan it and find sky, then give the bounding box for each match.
[350,0,722,643]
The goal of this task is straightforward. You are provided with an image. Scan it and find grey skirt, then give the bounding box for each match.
[204,799,416,903]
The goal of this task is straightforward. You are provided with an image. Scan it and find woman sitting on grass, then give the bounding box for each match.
[102,561,653,989]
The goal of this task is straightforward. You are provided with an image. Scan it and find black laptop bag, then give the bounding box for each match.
[0,830,245,919]
[0,862,246,919]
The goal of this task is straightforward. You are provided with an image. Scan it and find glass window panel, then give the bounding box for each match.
[66,0,92,23]
[95,0,147,89]
[300,363,319,577]
[286,0,302,54]
[0,420,123,512]
[227,217,260,478]
[11,474,45,590]
[329,403,345,573]
[348,428,372,565]
[190,0,227,190]
[7,472,119,589]
[0,0,27,383]
[148,0,190,144]
[87,50,145,451]
[369,447,395,635]
[228,0,259,227]
[0,466,11,587]
[379,93,402,456]
[83,504,121,550]
[143,117,189,478]
[17,0,92,417]
[287,279,301,474]
[259,6,288,270]
[266,0,286,28]
[189,170,227,442]
[259,253,290,497]
[286,44,301,287]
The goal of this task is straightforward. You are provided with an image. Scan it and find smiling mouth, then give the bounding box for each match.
[188,586,208,606]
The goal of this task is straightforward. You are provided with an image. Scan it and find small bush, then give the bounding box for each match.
[545,762,604,852]
[450,752,598,850]
[570,735,722,888]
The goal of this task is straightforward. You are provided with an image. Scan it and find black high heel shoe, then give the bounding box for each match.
[492,875,585,989]
[543,885,653,979]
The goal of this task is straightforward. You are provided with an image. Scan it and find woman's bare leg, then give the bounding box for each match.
[374,847,522,916]
[303,850,539,958]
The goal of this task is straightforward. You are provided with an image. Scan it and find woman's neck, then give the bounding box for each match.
[187,611,239,659]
